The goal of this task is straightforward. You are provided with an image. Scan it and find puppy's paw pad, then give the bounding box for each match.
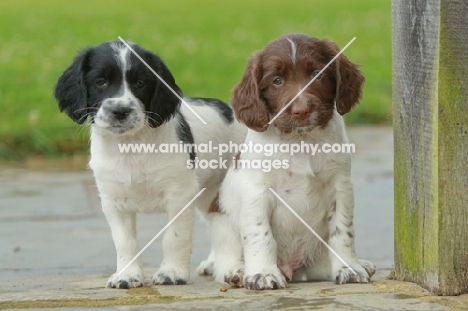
[224,268,244,287]
[334,265,370,284]
[152,272,187,285]
[359,259,376,277]
[244,270,287,290]
[106,274,143,289]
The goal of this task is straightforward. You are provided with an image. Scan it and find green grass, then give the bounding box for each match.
[0,0,391,160]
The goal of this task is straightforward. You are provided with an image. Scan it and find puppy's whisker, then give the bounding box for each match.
[76,113,90,124]
[73,105,99,123]
[74,119,91,139]
[145,111,164,126]
[76,124,90,140]
[73,106,98,113]
[145,115,159,126]
[145,111,162,119]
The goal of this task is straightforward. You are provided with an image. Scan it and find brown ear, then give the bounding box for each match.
[334,49,365,115]
[231,55,269,132]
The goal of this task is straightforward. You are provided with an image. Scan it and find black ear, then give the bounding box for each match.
[54,48,91,124]
[147,54,182,127]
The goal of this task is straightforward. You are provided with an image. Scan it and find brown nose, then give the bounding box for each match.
[291,104,311,119]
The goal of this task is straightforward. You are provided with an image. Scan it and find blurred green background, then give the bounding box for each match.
[0,0,391,161]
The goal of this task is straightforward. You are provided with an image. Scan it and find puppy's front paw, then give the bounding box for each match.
[196,258,214,276]
[334,260,375,284]
[152,266,189,285]
[244,267,287,290]
[359,259,376,278]
[224,268,244,287]
[106,272,143,289]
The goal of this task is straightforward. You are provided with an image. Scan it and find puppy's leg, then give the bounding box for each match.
[328,177,375,284]
[240,190,287,290]
[208,213,244,287]
[196,248,215,276]
[103,202,143,289]
[195,186,220,276]
[292,255,377,282]
[152,196,194,285]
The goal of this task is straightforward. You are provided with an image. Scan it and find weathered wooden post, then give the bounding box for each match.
[393,0,468,295]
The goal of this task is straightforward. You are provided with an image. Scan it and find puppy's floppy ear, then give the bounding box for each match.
[328,42,365,115]
[231,55,269,132]
[147,52,182,127]
[54,48,91,124]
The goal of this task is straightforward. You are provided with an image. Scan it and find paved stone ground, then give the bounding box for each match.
[0,127,466,310]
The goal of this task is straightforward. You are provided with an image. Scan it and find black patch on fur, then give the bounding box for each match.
[175,112,196,165]
[54,47,93,123]
[138,47,182,127]
[331,226,343,237]
[347,231,354,238]
[190,97,234,124]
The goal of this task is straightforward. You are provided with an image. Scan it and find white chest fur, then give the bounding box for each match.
[220,113,353,275]
[89,123,196,214]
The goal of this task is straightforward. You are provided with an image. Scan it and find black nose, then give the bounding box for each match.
[112,107,132,121]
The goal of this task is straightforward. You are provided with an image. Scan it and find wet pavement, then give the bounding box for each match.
[0,127,466,310]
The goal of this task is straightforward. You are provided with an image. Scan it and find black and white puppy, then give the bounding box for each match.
[54,41,246,288]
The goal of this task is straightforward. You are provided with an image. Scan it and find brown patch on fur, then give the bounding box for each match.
[332,46,365,115]
[208,193,220,213]
[231,58,270,132]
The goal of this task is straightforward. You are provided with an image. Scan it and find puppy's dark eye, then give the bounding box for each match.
[95,78,108,89]
[135,80,145,89]
[312,70,322,79]
[273,77,282,85]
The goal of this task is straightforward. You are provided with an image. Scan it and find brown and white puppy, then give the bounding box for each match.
[210,34,376,290]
